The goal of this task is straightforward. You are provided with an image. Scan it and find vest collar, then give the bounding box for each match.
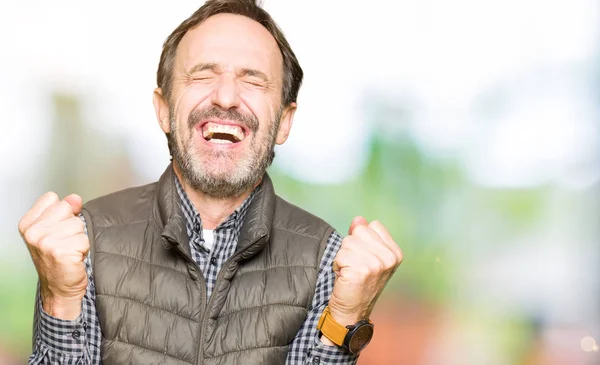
[236,173,275,259]
[154,164,189,253]
[153,163,275,259]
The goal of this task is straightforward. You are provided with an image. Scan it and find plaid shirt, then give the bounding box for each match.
[29,176,358,365]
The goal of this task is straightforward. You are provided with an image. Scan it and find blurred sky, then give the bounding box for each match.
[1,0,598,187]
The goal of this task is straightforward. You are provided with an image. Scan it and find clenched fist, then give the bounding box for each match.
[327,216,403,330]
[18,192,89,320]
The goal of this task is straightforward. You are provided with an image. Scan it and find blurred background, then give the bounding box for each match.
[0,0,599,364]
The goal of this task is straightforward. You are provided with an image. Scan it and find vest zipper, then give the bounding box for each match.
[171,243,208,361]
[197,233,267,365]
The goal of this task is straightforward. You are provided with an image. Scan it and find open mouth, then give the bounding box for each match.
[201,122,246,144]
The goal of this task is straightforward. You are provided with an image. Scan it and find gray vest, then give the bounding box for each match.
[81,165,333,365]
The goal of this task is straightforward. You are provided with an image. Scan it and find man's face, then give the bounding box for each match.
[154,13,295,198]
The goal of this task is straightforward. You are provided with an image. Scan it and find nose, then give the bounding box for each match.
[211,74,240,110]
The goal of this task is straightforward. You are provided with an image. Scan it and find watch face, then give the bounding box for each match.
[349,323,374,354]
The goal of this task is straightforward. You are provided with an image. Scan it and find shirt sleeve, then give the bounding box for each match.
[286,231,359,365]
[29,215,102,365]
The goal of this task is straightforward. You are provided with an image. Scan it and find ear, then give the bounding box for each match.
[153,88,171,133]
[276,102,297,145]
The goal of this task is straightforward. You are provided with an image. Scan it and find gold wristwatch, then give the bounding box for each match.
[317,306,374,354]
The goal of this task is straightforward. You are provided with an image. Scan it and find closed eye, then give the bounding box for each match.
[192,76,214,82]
[243,80,265,87]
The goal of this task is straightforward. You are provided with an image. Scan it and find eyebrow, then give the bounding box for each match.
[187,63,270,83]
[188,62,219,75]
[239,68,270,83]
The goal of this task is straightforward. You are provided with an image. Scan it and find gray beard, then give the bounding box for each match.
[172,141,275,199]
[167,108,280,199]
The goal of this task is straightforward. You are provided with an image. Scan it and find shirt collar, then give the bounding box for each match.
[173,174,256,237]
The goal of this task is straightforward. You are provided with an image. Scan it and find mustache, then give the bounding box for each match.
[187,106,259,133]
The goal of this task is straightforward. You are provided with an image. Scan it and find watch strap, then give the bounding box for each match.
[316,306,348,347]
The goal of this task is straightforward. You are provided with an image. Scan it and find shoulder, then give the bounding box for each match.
[82,181,158,227]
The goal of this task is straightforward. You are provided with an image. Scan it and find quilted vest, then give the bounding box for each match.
[81,165,333,365]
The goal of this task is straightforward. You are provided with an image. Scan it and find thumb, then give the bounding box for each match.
[63,194,83,215]
[348,216,368,235]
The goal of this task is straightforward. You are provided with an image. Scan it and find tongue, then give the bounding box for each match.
[207,132,238,143]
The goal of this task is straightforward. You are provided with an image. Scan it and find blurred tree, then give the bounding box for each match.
[44,92,136,201]
[0,91,138,360]
[271,133,462,302]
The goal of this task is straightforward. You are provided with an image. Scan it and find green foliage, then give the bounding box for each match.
[0,262,37,359]
[271,132,547,305]
[271,135,464,302]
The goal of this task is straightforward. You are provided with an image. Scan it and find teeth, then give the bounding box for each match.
[209,138,233,144]
[202,123,244,142]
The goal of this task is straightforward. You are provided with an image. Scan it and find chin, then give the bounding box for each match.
[199,159,243,178]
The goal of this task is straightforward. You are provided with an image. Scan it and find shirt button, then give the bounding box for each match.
[194,223,201,232]
[210,257,217,265]
[72,330,80,340]
[312,357,320,365]
[82,322,88,330]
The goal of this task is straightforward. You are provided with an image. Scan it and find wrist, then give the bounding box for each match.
[326,306,363,326]
[41,292,83,320]
[317,305,375,354]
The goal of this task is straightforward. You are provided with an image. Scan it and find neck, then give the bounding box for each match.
[173,164,259,230]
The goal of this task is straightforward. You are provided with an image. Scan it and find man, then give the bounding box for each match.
[20,1,402,364]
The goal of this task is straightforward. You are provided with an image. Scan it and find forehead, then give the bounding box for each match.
[177,13,283,80]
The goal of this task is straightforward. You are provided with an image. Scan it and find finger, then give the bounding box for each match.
[345,226,397,271]
[334,244,384,281]
[71,234,90,257]
[18,192,59,235]
[348,216,368,235]
[41,234,90,259]
[332,245,353,275]
[26,216,84,251]
[40,217,85,241]
[369,220,403,262]
[332,259,340,275]
[63,194,83,215]
[351,224,383,246]
[337,235,383,268]
[35,200,77,226]
[332,241,359,274]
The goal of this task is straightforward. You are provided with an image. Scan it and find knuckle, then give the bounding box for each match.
[334,250,349,264]
[371,258,385,273]
[382,255,396,270]
[353,225,370,237]
[79,235,91,250]
[57,201,72,215]
[45,191,60,203]
[396,248,404,264]
[38,236,55,252]
[17,218,28,235]
[348,235,363,245]
[23,227,41,245]
[334,248,346,260]
[70,232,89,247]
[368,220,381,229]
[47,245,64,260]
[340,236,354,248]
